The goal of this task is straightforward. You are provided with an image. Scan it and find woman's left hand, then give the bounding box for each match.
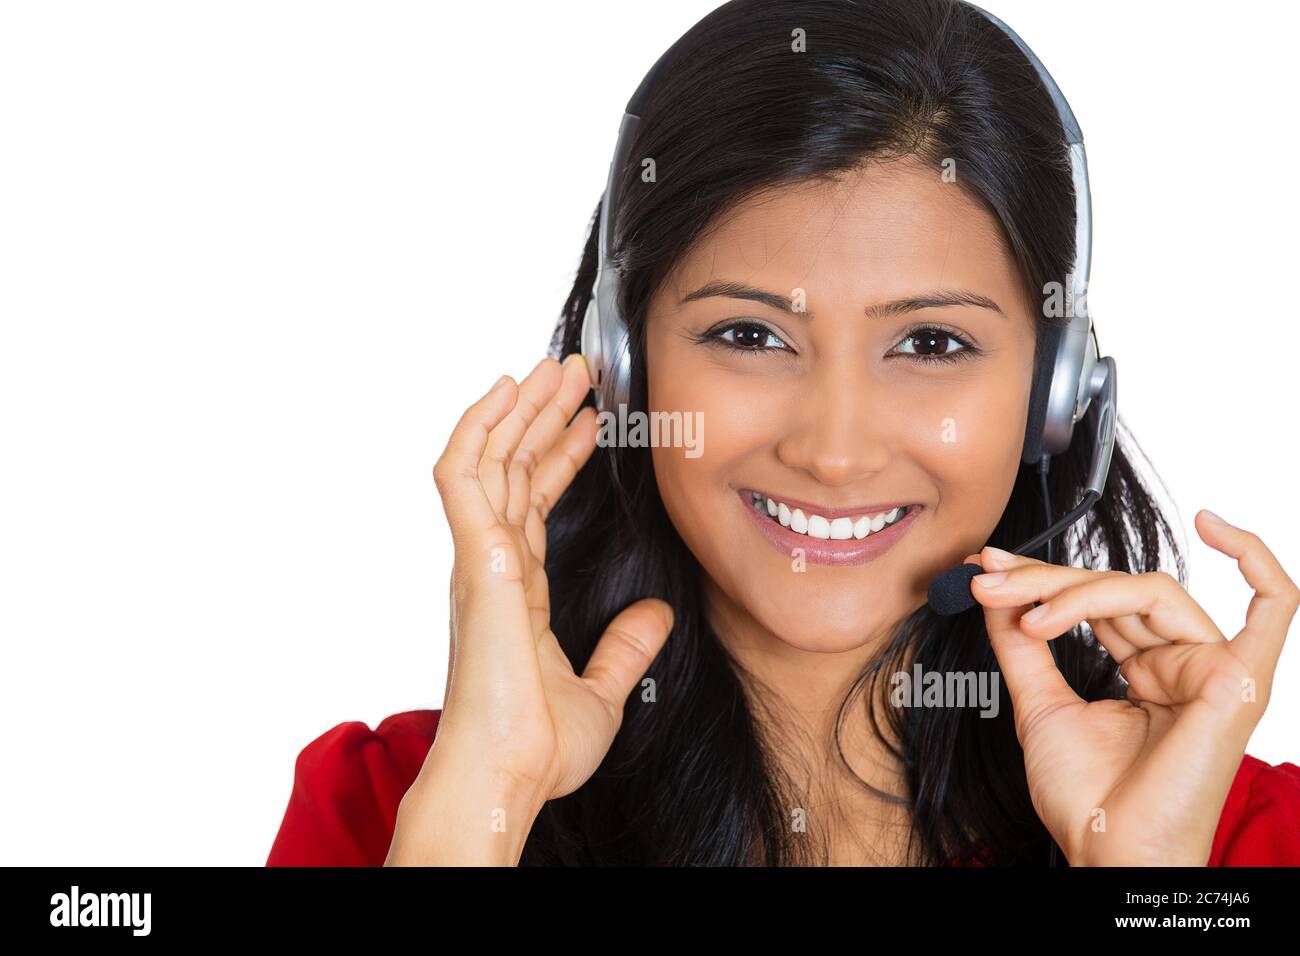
[964,509,1299,866]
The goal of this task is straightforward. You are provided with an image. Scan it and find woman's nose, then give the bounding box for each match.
[773,363,895,488]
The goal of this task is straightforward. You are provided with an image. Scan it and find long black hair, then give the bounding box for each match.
[523,0,1183,865]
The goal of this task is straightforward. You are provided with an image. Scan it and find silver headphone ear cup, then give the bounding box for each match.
[1026,313,1098,464]
[580,295,606,410]
[587,256,631,413]
[1022,325,1061,464]
[605,317,631,410]
[1072,326,1100,422]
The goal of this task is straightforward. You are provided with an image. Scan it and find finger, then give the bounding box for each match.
[530,405,600,524]
[478,357,564,519]
[1117,642,1244,709]
[1197,509,1300,677]
[507,354,593,527]
[981,565,1169,655]
[1118,643,1184,707]
[523,406,599,564]
[1090,616,1141,664]
[970,557,1159,653]
[960,547,1038,573]
[1120,656,1178,707]
[1011,571,1225,646]
[972,547,1194,654]
[432,375,519,544]
[1097,611,1166,655]
[581,599,675,715]
[979,546,1045,570]
[971,560,1110,609]
[984,598,1079,732]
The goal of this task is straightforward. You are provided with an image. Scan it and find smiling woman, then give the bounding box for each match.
[269,0,1300,867]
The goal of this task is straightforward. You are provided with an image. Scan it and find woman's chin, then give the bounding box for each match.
[749,598,902,654]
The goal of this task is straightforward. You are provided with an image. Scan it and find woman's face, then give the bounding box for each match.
[646,157,1039,652]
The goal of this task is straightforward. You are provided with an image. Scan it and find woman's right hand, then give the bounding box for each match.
[386,355,674,865]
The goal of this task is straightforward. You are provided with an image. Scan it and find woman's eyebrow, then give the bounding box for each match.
[680,279,1006,320]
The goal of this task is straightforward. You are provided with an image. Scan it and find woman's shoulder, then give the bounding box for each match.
[265,709,442,866]
[1208,752,1300,865]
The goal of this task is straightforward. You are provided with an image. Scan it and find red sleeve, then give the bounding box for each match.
[1208,753,1300,866]
[954,753,1300,867]
[266,709,441,867]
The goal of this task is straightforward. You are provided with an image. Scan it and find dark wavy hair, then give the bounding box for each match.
[523,0,1183,865]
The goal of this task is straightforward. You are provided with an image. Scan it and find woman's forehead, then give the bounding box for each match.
[662,159,1027,319]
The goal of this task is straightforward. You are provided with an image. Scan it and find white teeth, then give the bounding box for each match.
[750,491,911,541]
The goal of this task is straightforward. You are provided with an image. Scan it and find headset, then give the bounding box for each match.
[579,0,1118,867]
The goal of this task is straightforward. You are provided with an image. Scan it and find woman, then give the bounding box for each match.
[267,0,1300,866]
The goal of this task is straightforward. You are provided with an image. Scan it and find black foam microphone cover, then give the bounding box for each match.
[927,562,984,616]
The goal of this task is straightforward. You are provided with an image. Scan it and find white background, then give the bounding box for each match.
[1,0,1296,865]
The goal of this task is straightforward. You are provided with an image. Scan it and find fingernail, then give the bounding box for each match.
[984,546,1016,564]
[490,374,511,391]
[1021,603,1050,624]
[974,571,1007,588]
[1201,509,1229,526]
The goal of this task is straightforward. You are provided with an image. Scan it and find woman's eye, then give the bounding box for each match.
[706,321,790,353]
[892,327,978,365]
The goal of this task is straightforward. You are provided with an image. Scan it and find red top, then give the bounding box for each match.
[265,708,1300,866]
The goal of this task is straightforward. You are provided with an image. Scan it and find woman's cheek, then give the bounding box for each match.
[647,377,794,603]
[911,376,1029,549]
[647,377,772,518]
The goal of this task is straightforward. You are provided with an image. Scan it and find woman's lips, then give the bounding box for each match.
[736,489,923,567]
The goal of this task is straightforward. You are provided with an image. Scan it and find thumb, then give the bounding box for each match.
[980,593,1078,735]
[962,550,1077,727]
[581,598,674,713]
